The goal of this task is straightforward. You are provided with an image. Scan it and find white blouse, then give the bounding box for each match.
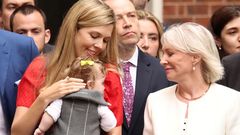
[143,83,240,135]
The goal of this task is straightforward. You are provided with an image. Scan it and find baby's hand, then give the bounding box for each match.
[34,128,45,135]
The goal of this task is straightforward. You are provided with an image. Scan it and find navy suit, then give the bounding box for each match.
[122,49,171,135]
[218,53,240,92]
[0,30,39,131]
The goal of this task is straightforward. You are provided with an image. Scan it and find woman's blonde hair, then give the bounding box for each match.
[137,10,164,58]
[44,0,118,87]
[161,22,224,83]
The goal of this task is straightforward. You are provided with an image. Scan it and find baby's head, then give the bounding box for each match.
[65,57,106,92]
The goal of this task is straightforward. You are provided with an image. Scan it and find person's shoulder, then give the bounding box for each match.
[27,56,46,71]
[211,83,240,99]
[212,83,239,93]
[0,30,30,41]
[140,50,159,62]
[0,30,36,49]
[43,43,55,54]
[105,63,121,75]
[105,64,120,80]
[34,55,46,64]
[0,29,13,37]
[138,50,162,67]
[148,85,177,99]
[222,53,240,63]
[211,83,240,110]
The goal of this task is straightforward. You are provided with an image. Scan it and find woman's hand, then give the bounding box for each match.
[38,77,86,104]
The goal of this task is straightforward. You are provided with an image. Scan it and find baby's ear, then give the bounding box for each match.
[86,80,95,89]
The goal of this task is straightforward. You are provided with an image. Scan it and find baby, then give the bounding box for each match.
[34,57,116,135]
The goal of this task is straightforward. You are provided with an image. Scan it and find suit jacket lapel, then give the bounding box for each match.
[128,50,152,133]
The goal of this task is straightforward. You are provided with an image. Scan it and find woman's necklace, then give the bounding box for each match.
[177,85,210,101]
[176,84,210,135]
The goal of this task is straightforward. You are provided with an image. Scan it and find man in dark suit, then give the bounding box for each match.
[218,53,240,91]
[104,0,171,134]
[0,30,39,134]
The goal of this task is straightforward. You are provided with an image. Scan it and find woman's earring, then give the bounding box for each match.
[216,43,222,50]
[193,66,196,71]
[215,39,222,50]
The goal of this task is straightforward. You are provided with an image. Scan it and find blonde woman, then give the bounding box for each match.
[137,10,164,59]
[11,0,122,134]
[144,22,240,135]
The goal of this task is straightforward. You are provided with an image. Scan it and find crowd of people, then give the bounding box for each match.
[0,0,240,135]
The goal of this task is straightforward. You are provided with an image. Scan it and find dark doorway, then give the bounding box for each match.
[37,0,78,44]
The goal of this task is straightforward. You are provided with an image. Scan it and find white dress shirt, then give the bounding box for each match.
[121,46,138,92]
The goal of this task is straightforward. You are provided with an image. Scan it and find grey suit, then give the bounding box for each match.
[42,43,54,54]
[218,53,240,91]
[122,49,172,135]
